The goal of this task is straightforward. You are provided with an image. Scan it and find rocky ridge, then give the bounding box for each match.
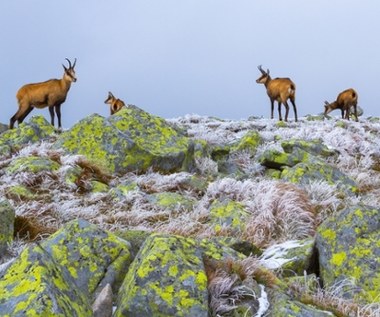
[0,106,379,316]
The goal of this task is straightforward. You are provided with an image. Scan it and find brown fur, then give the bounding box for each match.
[324,88,358,122]
[104,91,125,115]
[10,58,77,129]
[256,65,298,122]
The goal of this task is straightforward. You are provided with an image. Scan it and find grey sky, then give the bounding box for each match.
[1,1,379,128]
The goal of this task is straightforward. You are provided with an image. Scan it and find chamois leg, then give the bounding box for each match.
[10,106,33,129]
[283,101,290,122]
[277,102,283,121]
[341,109,345,119]
[290,98,298,122]
[48,106,55,127]
[270,99,275,119]
[55,104,62,129]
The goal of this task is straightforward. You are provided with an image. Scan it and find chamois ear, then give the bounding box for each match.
[108,92,114,98]
[62,64,68,71]
[324,101,330,106]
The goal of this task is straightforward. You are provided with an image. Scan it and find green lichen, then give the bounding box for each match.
[6,156,60,174]
[115,234,208,317]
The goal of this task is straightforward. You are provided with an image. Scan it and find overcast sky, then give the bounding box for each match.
[1,1,379,128]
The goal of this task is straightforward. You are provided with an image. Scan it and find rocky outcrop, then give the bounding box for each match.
[0,116,55,156]
[316,205,380,302]
[54,106,194,174]
[0,219,131,316]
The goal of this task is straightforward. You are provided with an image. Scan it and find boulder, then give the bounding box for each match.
[281,160,358,194]
[0,200,15,254]
[316,205,380,302]
[54,106,193,174]
[114,234,209,317]
[0,219,131,316]
[0,116,55,155]
[0,245,93,316]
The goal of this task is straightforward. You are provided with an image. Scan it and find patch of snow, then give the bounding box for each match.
[259,240,307,270]
[254,284,269,317]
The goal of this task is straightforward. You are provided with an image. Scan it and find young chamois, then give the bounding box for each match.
[104,92,126,115]
[10,58,77,129]
[256,65,298,122]
[324,88,358,122]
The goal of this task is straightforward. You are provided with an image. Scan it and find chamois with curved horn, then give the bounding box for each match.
[10,58,77,129]
[324,88,358,122]
[104,92,126,115]
[256,65,298,122]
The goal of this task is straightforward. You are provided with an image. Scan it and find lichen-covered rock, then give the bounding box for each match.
[281,139,337,158]
[259,148,310,169]
[54,106,193,174]
[6,156,60,174]
[114,234,209,317]
[260,239,315,277]
[267,290,334,316]
[281,160,358,194]
[41,219,131,299]
[315,205,380,302]
[231,130,261,153]
[0,245,93,317]
[209,199,250,235]
[0,200,14,254]
[148,192,196,212]
[0,116,55,153]
[0,219,132,316]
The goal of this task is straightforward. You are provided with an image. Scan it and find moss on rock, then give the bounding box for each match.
[0,115,55,152]
[54,107,192,175]
[6,156,60,174]
[114,234,209,317]
[316,205,380,302]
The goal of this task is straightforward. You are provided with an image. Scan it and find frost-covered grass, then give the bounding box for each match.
[1,115,380,312]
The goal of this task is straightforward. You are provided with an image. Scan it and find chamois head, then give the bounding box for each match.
[62,58,77,83]
[104,91,125,115]
[256,65,271,84]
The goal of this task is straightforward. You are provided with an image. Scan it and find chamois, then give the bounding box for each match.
[104,92,125,115]
[324,88,358,122]
[256,65,298,122]
[10,58,77,129]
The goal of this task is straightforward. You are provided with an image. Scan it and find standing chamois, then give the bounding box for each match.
[324,88,358,122]
[10,58,77,129]
[256,65,298,122]
[104,92,126,115]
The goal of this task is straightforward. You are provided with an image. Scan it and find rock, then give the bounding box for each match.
[209,199,250,235]
[0,244,93,316]
[231,130,261,153]
[92,283,113,317]
[6,156,60,174]
[0,116,55,155]
[281,160,358,194]
[316,205,380,302]
[114,234,209,317]
[54,106,193,174]
[259,148,309,169]
[0,219,132,316]
[148,192,196,212]
[267,289,334,316]
[281,139,337,158]
[0,200,15,254]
